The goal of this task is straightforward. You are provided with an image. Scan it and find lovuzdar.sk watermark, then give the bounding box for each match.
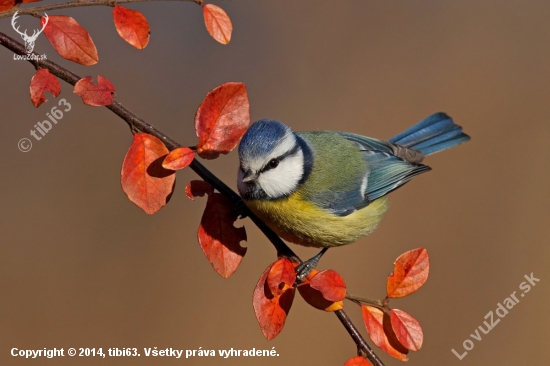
[11,11,48,61]
[451,272,540,360]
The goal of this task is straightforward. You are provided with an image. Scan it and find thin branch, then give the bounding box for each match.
[0,30,385,366]
[0,0,202,19]
[336,310,385,366]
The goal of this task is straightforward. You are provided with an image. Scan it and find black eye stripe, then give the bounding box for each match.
[259,144,301,174]
[259,160,279,174]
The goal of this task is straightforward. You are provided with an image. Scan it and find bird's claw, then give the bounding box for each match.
[294,260,316,286]
[293,247,329,286]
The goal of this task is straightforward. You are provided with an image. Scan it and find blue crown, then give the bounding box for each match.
[239,119,291,160]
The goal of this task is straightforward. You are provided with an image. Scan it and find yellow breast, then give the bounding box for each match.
[245,191,388,248]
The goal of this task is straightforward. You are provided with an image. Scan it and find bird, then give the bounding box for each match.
[237,113,469,275]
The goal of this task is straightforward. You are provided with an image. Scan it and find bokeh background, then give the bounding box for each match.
[1,0,549,365]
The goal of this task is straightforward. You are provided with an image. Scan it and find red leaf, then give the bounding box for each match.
[185,180,214,200]
[361,306,409,361]
[42,15,98,65]
[73,75,115,106]
[344,356,372,366]
[390,309,424,351]
[203,4,232,44]
[22,0,42,3]
[253,261,295,340]
[121,133,175,215]
[297,269,343,312]
[162,147,194,170]
[113,6,150,49]
[195,82,250,159]
[387,248,429,298]
[298,284,343,312]
[30,69,60,107]
[267,258,296,296]
[0,0,15,12]
[309,269,346,302]
[198,193,247,278]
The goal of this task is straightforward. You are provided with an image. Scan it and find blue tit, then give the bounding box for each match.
[237,112,470,249]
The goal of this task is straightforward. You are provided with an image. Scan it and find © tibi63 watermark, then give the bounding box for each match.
[18,99,72,153]
[451,272,540,360]
[11,11,48,61]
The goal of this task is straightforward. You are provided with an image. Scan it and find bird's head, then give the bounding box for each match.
[237,119,311,200]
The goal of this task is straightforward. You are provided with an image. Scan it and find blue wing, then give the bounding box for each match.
[337,132,430,205]
[317,113,468,216]
[361,150,430,201]
[306,132,428,217]
[308,176,370,216]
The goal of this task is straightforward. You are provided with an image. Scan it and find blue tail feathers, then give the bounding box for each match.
[389,113,470,155]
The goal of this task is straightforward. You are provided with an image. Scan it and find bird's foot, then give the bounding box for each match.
[294,247,329,286]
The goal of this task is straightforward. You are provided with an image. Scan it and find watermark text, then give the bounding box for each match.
[451,272,540,360]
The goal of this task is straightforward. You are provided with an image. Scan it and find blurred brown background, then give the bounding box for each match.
[1,0,549,365]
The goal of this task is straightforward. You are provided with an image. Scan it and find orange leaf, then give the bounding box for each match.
[30,69,60,107]
[0,0,15,12]
[344,356,372,366]
[390,309,423,351]
[162,147,194,170]
[185,180,214,200]
[253,261,295,340]
[309,269,346,302]
[42,15,98,65]
[361,306,409,361]
[121,133,175,214]
[297,269,343,312]
[73,75,115,106]
[298,283,344,312]
[303,268,319,282]
[113,6,150,49]
[198,193,247,278]
[203,4,232,44]
[195,82,250,159]
[387,248,429,298]
[267,258,296,296]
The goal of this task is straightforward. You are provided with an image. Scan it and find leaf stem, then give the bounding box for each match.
[346,294,388,311]
[0,30,385,366]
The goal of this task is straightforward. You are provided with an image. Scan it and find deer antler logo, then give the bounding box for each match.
[11,11,49,54]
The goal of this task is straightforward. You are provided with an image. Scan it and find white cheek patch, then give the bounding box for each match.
[258,151,304,199]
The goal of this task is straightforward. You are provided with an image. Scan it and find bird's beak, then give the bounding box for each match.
[242,170,258,183]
